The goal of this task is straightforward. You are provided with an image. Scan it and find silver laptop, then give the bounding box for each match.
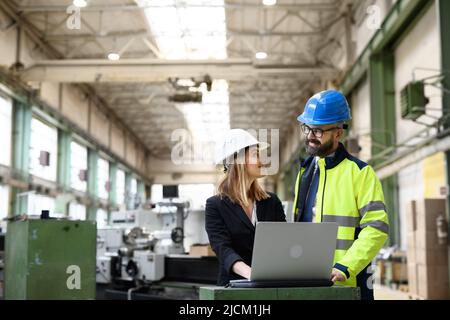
[249,222,338,281]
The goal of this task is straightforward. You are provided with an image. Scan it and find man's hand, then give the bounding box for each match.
[330,268,346,283]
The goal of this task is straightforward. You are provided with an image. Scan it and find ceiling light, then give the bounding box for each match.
[255,52,268,60]
[262,0,277,6]
[73,0,87,8]
[107,53,120,61]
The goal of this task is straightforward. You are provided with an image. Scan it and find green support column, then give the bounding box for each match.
[137,180,145,205]
[109,163,117,206]
[87,149,98,221]
[57,130,71,192]
[438,0,450,295]
[145,184,152,202]
[11,100,32,216]
[125,172,132,210]
[369,50,399,246]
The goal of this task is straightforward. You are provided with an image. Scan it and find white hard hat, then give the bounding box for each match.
[214,129,269,165]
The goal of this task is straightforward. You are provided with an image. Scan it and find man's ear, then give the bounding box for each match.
[336,128,344,140]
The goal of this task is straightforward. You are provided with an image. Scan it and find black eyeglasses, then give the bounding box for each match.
[301,124,342,138]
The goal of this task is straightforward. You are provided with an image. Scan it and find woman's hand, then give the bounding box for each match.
[232,261,252,279]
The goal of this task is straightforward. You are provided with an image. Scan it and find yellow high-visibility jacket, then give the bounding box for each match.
[293,143,389,290]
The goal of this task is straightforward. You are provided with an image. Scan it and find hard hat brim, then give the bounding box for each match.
[297,114,352,125]
[215,141,270,165]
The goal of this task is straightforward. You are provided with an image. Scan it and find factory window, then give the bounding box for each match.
[68,202,86,220]
[116,169,125,205]
[70,141,88,192]
[0,95,12,166]
[29,118,58,181]
[0,184,9,232]
[27,193,56,217]
[131,177,138,202]
[97,157,110,200]
[125,177,139,209]
[96,208,108,228]
[131,178,137,195]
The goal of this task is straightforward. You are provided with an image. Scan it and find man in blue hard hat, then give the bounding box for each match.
[293,90,389,300]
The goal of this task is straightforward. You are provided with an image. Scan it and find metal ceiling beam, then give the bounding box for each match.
[227,29,321,37]
[0,0,152,179]
[17,3,339,12]
[44,29,322,40]
[22,59,338,82]
[43,30,149,41]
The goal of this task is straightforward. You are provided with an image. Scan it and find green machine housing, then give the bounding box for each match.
[5,219,96,299]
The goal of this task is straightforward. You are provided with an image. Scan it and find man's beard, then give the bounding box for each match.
[305,138,334,158]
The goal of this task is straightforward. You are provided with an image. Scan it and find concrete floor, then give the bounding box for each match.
[374,285,412,300]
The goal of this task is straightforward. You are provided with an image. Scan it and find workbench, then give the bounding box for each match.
[199,286,360,300]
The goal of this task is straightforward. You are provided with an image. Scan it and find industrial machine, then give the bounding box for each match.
[5,219,96,300]
[97,200,187,283]
[95,199,218,299]
[96,226,166,285]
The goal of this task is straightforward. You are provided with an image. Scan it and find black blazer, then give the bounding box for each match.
[205,192,286,286]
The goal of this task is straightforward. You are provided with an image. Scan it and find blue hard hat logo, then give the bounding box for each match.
[297,90,352,125]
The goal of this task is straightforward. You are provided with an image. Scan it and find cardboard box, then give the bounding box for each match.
[415,199,446,234]
[406,200,417,233]
[407,248,416,264]
[417,264,450,299]
[418,264,449,288]
[392,261,408,282]
[415,228,448,250]
[418,281,450,300]
[407,263,418,295]
[189,244,216,257]
[405,199,449,299]
[407,232,416,248]
[376,260,386,281]
[415,248,449,266]
[406,232,417,263]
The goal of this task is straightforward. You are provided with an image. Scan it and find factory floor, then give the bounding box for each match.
[374,285,412,300]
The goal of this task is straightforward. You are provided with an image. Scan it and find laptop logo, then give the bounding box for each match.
[290,245,303,259]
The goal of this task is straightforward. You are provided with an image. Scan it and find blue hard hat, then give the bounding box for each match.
[297,90,352,125]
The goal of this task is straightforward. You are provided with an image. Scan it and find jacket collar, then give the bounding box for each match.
[301,142,349,170]
[223,196,256,231]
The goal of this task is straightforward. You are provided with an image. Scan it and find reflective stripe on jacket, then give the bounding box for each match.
[293,143,389,288]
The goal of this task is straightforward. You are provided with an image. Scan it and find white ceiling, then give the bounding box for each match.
[13,0,349,160]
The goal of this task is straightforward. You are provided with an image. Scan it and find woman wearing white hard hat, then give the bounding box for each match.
[205,129,286,286]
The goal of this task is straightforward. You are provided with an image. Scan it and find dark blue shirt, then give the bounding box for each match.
[301,160,319,222]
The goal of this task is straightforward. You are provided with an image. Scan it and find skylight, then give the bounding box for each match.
[136,0,228,60]
[175,79,230,163]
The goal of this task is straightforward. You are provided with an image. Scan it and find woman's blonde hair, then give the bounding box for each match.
[217,148,269,207]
